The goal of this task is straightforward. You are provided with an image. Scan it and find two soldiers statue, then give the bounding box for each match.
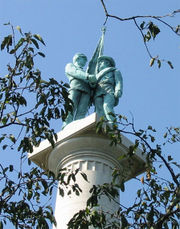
[62,53,123,129]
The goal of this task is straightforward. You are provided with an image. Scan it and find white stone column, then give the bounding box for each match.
[29,113,146,229]
[48,135,123,228]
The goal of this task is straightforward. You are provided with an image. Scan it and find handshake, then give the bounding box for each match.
[86,74,97,84]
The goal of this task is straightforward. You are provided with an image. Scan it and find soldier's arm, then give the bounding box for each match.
[114,70,123,98]
[65,63,88,81]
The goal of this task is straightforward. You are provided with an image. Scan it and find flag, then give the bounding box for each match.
[87,27,106,75]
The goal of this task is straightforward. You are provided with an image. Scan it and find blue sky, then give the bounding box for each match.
[0,0,180,226]
[1,0,179,130]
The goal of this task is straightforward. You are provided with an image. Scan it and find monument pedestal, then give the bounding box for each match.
[29,113,146,228]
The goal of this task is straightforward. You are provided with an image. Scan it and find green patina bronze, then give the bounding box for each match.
[94,55,123,123]
[62,53,96,128]
[62,28,123,128]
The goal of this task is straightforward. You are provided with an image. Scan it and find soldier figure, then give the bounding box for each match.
[94,56,123,123]
[62,53,96,128]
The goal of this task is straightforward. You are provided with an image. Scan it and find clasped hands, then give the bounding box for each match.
[86,74,122,98]
[86,74,97,84]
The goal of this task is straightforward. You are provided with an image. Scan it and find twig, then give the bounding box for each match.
[133,18,153,59]
[99,0,180,61]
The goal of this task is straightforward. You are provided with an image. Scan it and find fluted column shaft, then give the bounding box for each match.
[48,134,122,229]
[29,114,146,229]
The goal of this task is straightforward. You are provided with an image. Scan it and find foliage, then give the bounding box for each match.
[0,24,78,228]
[0,2,180,227]
[100,0,180,69]
[0,162,85,228]
[68,117,180,228]
[0,23,72,152]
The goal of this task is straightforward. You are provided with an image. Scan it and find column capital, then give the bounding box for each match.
[29,113,146,181]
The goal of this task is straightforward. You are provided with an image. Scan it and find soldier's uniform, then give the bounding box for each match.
[62,54,91,128]
[94,56,123,123]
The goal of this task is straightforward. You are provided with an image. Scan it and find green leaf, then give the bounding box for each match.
[164,132,167,138]
[175,25,180,34]
[9,165,14,172]
[118,154,127,160]
[2,145,8,150]
[19,96,27,106]
[137,189,141,197]
[75,189,80,196]
[121,214,128,228]
[27,189,33,200]
[59,188,64,197]
[16,25,23,35]
[25,55,34,69]
[148,22,160,39]
[41,179,48,193]
[0,221,3,229]
[1,35,12,51]
[150,135,155,142]
[3,22,10,25]
[157,59,161,68]
[72,173,76,182]
[33,34,46,46]
[140,21,145,30]
[0,136,5,143]
[144,31,151,42]
[120,180,125,192]
[31,38,39,49]
[167,61,174,69]
[146,207,154,223]
[81,172,88,182]
[38,52,46,58]
[168,155,173,161]
[1,116,8,125]
[9,134,16,143]
[9,49,16,54]
[150,58,155,67]
[14,38,25,51]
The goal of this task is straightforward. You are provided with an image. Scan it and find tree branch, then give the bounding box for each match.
[156,208,180,228]
[100,0,180,62]
[118,123,180,187]
[100,0,180,29]
[133,18,153,59]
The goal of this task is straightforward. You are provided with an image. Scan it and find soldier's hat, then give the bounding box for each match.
[73,53,87,63]
[97,56,116,67]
